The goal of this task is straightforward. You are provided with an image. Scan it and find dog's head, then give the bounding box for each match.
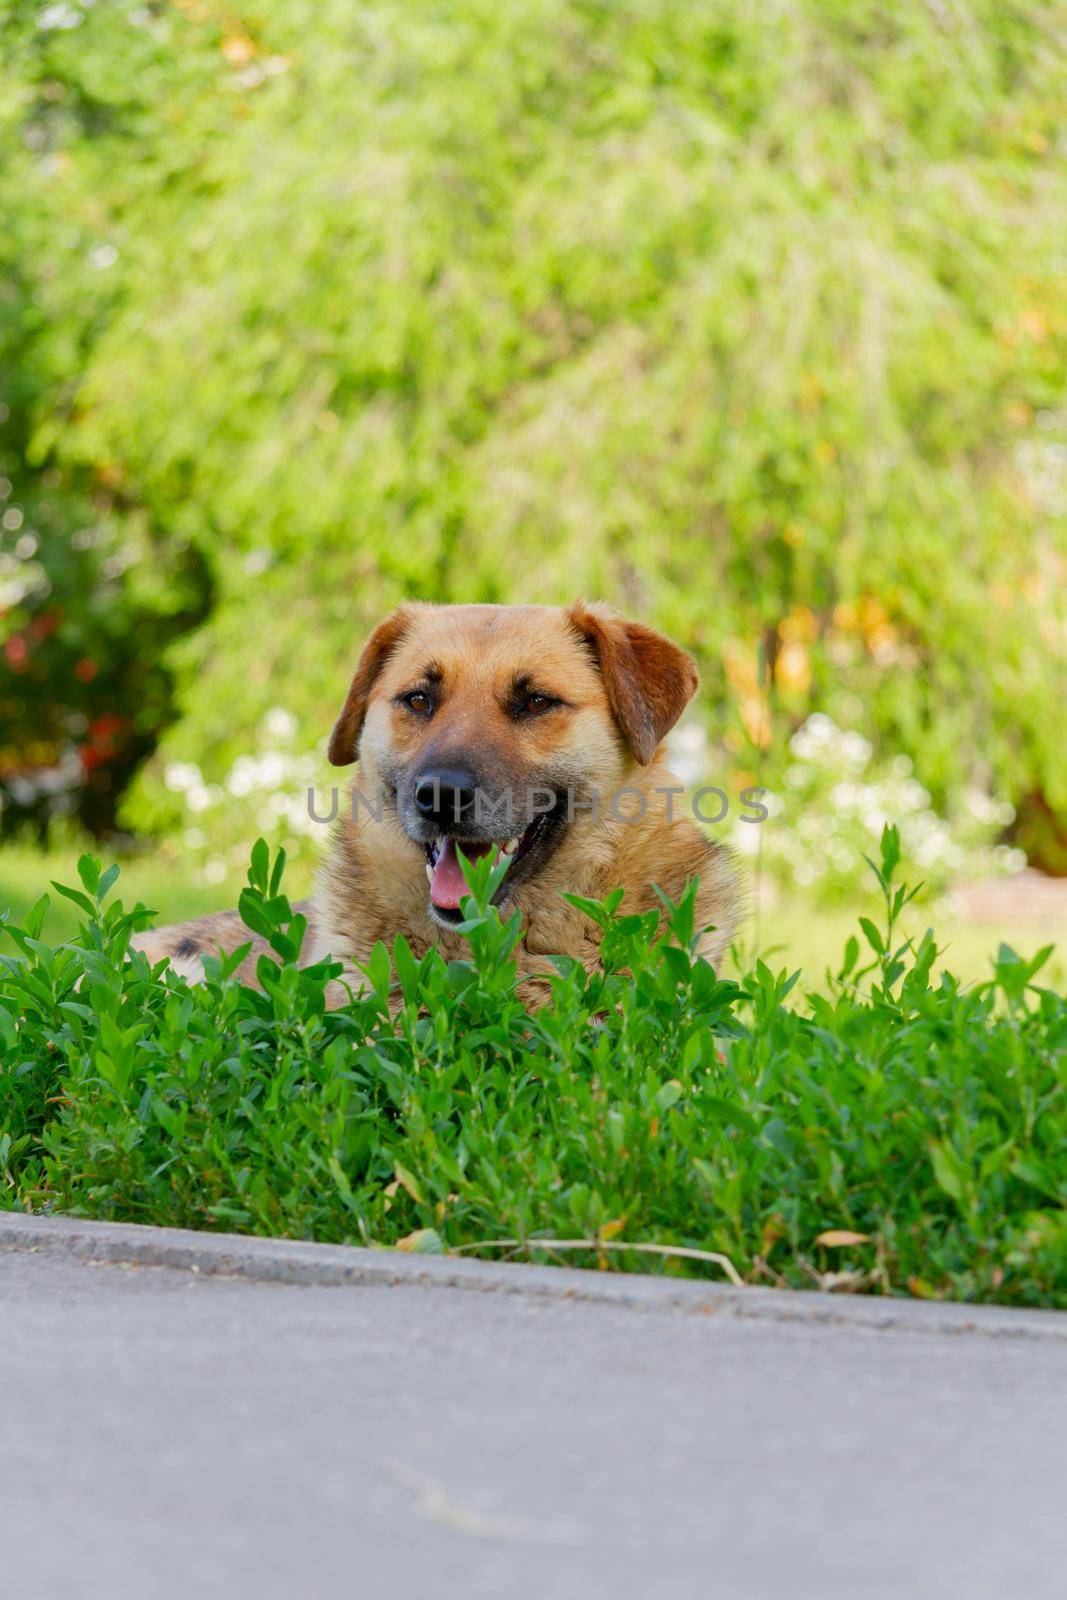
[327,602,698,929]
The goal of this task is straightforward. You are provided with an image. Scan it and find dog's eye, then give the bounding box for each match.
[521,692,556,716]
[401,690,433,716]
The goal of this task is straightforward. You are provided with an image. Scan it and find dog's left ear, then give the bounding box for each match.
[327,606,411,766]
[566,601,699,765]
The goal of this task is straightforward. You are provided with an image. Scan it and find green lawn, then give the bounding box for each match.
[746,895,1067,994]
[0,844,313,944]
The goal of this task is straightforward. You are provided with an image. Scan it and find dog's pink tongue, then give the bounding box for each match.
[429,839,493,910]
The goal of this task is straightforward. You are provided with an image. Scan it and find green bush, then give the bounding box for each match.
[1,829,1064,1307]
[1,2,1065,851]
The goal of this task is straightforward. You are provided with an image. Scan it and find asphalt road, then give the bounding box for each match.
[1,1220,1064,1600]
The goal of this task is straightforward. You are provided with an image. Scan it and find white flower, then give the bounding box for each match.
[732,823,762,856]
[789,713,835,759]
[840,731,873,770]
[257,752,286,788]
[665,721,708,787]
[862,809,890,837]
[263,707,297,742]
[164,761,202,793]
[830,781,860,810]
[38,3,82,29]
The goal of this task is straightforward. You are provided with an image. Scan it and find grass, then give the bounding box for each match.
[1,829,1064,1309]
[751,895,1067,995]
[0,842,300,942]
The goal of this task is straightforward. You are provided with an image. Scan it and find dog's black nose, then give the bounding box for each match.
[414,768,478,826]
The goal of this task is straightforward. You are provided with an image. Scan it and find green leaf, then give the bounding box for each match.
[392,935,420,1003]
[248,839,270,892]
[699,1095,759,1135]
[653,1080,684,1112]
[363,942,392,1003]
[879,824,901,884]
[929,1140,968,1205]
[77,855,101,896]
[393,1163,425,1205]
[51,882,96,917]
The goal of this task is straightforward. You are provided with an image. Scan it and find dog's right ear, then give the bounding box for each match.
[327,607,411,766]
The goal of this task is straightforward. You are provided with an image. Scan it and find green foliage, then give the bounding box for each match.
[1,1,1066,846]
[1,828,1064,1308]
[0,9,209,838]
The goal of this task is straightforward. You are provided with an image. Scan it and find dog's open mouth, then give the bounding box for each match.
[421,801,567,927]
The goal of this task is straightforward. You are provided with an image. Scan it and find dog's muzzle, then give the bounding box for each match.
[401,766,569,927]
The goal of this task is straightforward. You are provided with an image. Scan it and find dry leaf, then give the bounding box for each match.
[760,1213,785,1255]
[395,1228,444,1254]
[814,1229,870,1247]
[394,1163,425,1205]
[819,1268,867,1293]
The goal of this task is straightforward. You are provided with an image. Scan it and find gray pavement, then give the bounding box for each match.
[1,1215,1064,1600]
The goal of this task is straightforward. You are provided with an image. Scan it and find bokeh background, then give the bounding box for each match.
[2,0,1066,974]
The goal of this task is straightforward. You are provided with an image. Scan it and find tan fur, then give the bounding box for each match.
[134,602,739,1001]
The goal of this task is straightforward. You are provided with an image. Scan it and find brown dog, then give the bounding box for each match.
[134,602,738,998]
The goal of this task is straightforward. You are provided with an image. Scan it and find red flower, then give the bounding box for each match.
[4,635,29,672]
[28,609,62,642]
[80,713,132,772]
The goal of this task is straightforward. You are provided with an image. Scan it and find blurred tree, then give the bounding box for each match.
[0,9,210,837]
[1,0,1065,862]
